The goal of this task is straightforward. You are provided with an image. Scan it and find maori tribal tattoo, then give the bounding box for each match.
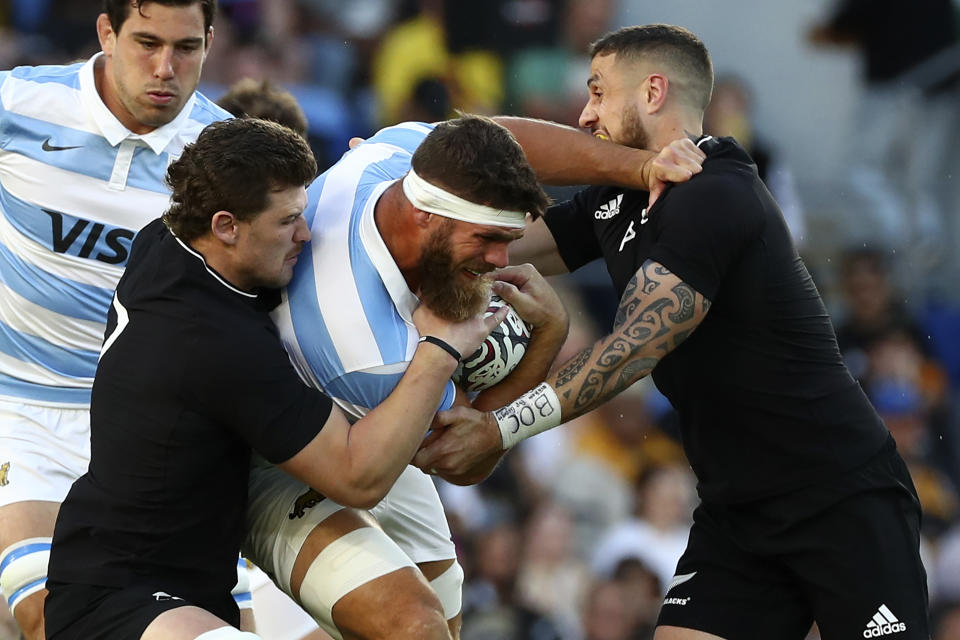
[552,260,711,420]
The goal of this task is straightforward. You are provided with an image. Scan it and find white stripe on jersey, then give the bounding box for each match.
[0,149,171,230]
[272,289,323,390]
[0,200,123,290]
[307,148,404,374]
[0,73,96,134]
[0,350,90,389]
[0,281,103,351]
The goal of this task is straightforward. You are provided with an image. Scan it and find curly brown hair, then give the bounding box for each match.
[162,118,317,241]
[411,114,549,220]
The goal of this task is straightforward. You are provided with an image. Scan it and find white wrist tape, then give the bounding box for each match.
[495,382,562,449]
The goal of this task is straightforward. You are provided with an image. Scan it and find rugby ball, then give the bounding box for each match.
[453,295,531,392]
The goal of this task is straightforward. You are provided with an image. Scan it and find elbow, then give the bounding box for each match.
[327,475,392,510]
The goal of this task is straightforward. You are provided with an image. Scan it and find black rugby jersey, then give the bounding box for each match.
[48,219,332,621]
[547,137,890,504]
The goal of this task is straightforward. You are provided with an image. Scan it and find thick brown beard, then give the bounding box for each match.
[418,221,492,322]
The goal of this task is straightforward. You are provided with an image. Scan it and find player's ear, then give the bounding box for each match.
[644,73,669,114]
[412,207,433,228]
[211,211,239,245]
[96,14,116,55]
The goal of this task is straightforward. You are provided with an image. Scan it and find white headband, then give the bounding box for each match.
[402,169,526,228]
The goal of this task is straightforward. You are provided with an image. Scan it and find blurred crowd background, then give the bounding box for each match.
[2,0,960,639]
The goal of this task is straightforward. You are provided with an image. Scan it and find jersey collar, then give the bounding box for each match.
[359,179,420,324]
[79,52,198,155]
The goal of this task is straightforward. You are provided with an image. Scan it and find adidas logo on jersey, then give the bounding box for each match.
[863,604,906,637]
[595,194,623,220]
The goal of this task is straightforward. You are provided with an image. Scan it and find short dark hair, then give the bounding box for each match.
[217,79,309,137]
[163,118,317,241]
[411,114,549,220]
[103,0,217,40]
[590,24,714,111]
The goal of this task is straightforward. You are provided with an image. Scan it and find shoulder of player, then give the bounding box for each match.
[188,90,233,124]
[556,184,648,215]
[5,61,82,84]
[364,121,434,153]
[662,158,760,211]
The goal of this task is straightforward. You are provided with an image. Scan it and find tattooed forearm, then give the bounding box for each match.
[616,357,659,391]
[613,276,638,330]
[555,346,593,386]
[667,283,696,324]
[551,260,711,420]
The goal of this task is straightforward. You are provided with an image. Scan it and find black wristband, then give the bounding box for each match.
[418,335,462,363]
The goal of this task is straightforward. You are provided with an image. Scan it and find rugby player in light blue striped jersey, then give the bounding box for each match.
[0,2,232,638]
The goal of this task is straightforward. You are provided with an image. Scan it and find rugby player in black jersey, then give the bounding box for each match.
[416,24,930,640]
[43,118,507,640]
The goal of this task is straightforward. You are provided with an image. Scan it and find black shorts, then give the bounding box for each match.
[44,581,240,640]
[657,446,929,640]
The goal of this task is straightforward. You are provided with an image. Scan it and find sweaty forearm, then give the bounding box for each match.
[494,116,655,188]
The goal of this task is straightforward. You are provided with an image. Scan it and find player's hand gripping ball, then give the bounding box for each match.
[453,295,531,392]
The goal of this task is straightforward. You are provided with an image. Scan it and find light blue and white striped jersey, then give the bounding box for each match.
[0,54,231,406]
[274,122,457,420]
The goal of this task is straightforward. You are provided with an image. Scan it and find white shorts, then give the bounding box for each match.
[0,400,90,507]
[243,461,455,594]
[247,565,321,640]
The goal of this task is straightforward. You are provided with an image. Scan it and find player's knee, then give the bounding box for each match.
[0,537,50,618]
[386,600,450,640]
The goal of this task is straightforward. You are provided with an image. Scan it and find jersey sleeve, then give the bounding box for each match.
[187,332,333,464]
[649,174,765,301]
[544,187,605,272]
[324,363,457,420]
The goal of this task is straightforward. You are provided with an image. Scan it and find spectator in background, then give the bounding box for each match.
[551,378,687,556]
[611,559,661,639]
[932,602,960,640]
[834,247,960,489]
[932,525,960,604]
[515,502,591,638]
[507,0,616,126]
[867,339,959,534]
[834,248,937,382]
[704,74,807,248]
[580,579,638,640]
[371,0,505,126]
[591,463,695,593]
[460,520,563,640]
[397,76,452,123]
[217,77,309,137]
[809,0,960,266]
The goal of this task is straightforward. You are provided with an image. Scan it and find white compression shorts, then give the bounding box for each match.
[243,461,458,634]
[0,400,90,507]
